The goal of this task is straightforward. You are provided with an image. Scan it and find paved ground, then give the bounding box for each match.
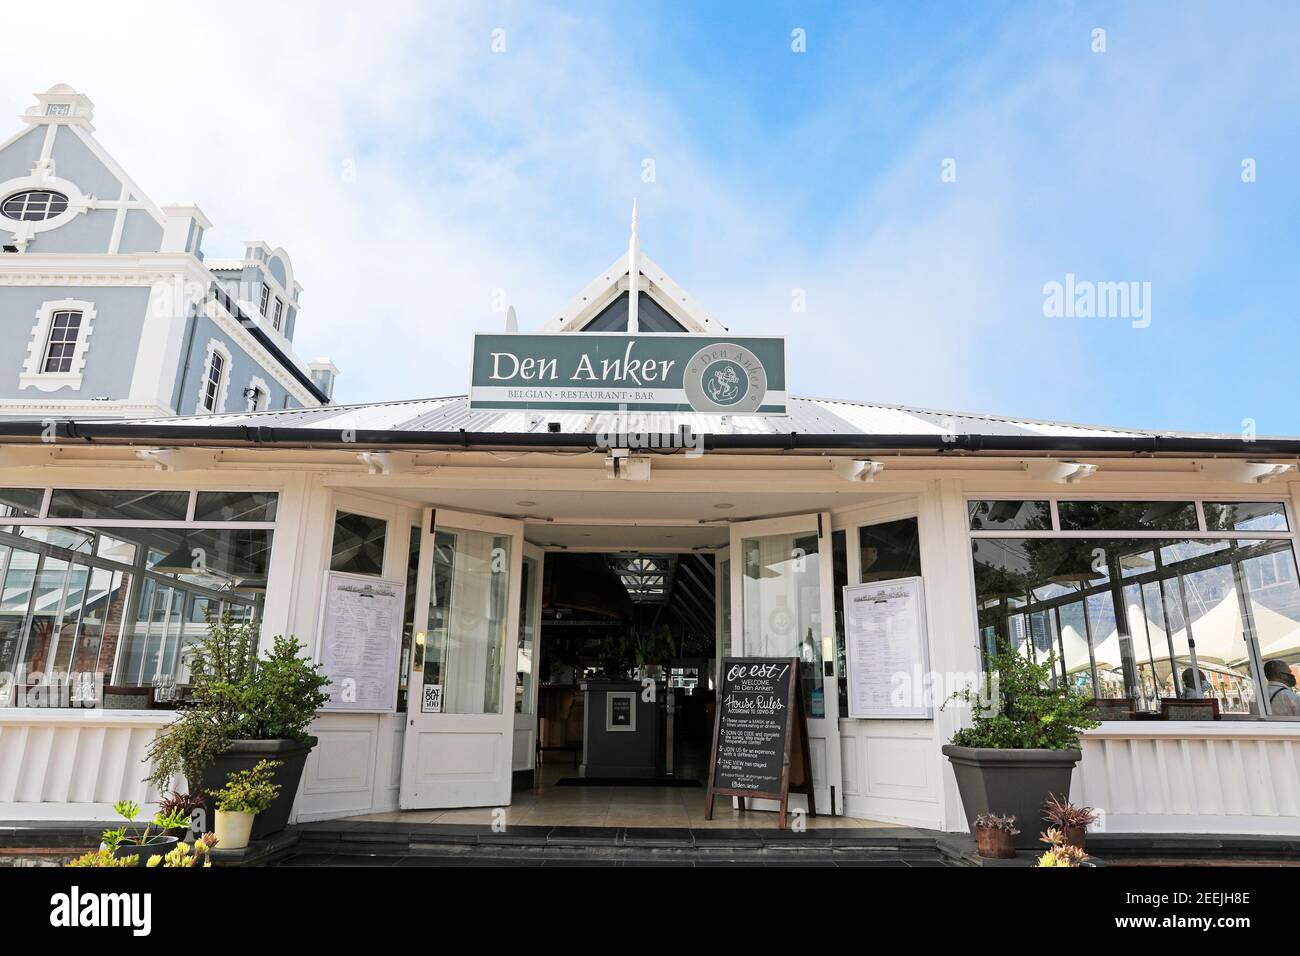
[347,751,892,830]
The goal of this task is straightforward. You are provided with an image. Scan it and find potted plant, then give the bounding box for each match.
[156,791,207,839]
[1042,792,1097,849]
[212,760,282,851]
[67,849,139,868]
[942,648,1099,849]
[1037,828,1091,867]
[148,833,219,867]
[145,612,330,840]
[973,812,1019,859]
[100,800,187,867]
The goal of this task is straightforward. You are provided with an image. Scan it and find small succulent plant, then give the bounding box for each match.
[973,812,1020,834]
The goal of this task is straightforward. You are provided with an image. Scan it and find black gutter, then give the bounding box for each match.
[209,286,331,404]
[5,420,1300,457]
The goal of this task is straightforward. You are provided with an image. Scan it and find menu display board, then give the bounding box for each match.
[842,576,932,719]
[705,657,815,828]
[317,571,405,713]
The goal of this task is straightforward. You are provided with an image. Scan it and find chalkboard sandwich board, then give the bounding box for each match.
[705,657,815,828]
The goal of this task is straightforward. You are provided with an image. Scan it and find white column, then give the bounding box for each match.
[917,477,983,832]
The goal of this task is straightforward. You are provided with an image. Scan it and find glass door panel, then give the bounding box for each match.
[512,543,544,775]
[400,509,524,809]
[729,513,841,815]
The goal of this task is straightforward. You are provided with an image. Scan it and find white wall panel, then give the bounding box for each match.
[1075,723,1300,835]
[0,711,173,819]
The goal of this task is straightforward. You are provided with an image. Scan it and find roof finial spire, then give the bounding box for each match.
[627,198,640,333]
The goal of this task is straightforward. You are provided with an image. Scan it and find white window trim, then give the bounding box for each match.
[246,375,270,411]
[196,338,233,414]
[19,298,96,392]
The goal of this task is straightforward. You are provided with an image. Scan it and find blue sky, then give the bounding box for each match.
[5,1,1299,434]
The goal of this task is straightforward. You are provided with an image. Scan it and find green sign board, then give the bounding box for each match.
[469,333,787,414]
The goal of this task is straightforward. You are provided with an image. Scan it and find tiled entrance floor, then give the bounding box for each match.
[347,756,892,830]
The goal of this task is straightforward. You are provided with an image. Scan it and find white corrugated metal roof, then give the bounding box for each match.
[117,394,1177,439]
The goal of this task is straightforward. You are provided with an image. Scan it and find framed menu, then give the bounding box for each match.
[316,571,405,714]
[842,576,932,719]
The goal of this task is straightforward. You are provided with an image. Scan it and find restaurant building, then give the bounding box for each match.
[1,107,1298,840]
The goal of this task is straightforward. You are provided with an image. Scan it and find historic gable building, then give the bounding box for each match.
[0,85,337,420]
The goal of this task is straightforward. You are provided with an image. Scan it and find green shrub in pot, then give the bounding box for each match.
[942,649,1099,848]
[212,759,282,850]
[144,611,329,840]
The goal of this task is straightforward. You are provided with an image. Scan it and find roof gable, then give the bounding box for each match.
[540,204,727,335]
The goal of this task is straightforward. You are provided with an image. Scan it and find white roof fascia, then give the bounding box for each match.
[540,250,719,334]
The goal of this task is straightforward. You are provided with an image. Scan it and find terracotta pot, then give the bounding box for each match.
[976,825,1017,859]
[1061,825,1087,849]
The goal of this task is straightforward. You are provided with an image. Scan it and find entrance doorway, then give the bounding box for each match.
[390,503,863,826]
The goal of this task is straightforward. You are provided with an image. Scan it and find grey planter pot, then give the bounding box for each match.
[199,736,316,841]
[942,744,1081,849]
[111,834,180,867]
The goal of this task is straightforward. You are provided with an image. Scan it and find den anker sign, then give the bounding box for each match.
[469,333,788,415]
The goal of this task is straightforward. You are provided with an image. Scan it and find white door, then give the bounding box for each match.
[729,513,842,815]
[399,509,524,809]
[511,542,544,777]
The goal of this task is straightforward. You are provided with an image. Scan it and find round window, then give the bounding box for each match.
[1,190,69,222]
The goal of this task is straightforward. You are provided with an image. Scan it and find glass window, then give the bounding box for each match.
[739,528,824,718]
[1,190,69,221]
[272,298,283,331]
[0,522,268,704]
[858,518,921,582]
[516,553,539,714]
[832,529,848,714]
[42,311,81,373]
[330,511,387,576]
[968,500,1051,531]
[1058,500,1197,532]
[397,525,421,711]
[421,526,512,714]
[259,283,271,316]
[202,349,224,412]
[970,534,1300,717]
[193,491,278,523]
[1204,502,1289,533]
[48,489,189,521]
[0,488,43,517]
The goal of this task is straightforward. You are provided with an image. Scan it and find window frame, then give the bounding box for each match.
[245,376,270,412]
[196,339,233,414]
[834,504,924,721]
[0,486,281,706]
[19,298,97,391]
[1,189,69,222]
[41,310,83,373]
[966,493,1300,720]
